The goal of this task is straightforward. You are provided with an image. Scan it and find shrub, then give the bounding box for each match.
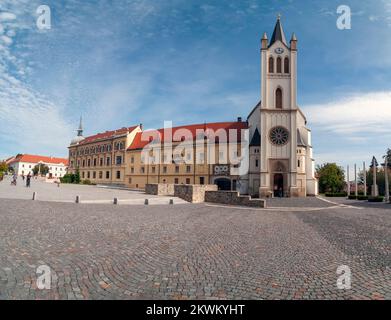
[368,196,384,203]
[81,179,93,185]
[348,195,357,200]
[60,174,75,184]
[357,195,368,201]
[325,192,347,197]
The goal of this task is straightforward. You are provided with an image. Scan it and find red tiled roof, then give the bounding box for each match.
[10,154,69,166]
[78,125,139,146]
[128,122,248,150]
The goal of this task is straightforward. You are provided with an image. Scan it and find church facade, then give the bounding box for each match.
[68,17,318,198]
[247,17,317,197]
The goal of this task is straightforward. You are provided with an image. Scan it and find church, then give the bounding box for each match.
[68,17,318,198]
[246,16,318,197]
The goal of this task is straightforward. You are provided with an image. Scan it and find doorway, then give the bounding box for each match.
[273,174,284,197]
[215,178,231,191]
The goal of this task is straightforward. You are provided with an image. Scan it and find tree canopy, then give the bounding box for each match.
[32,164,49,176]
[316,163,345,193]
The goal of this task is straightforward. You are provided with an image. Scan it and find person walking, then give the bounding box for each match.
[11,173,17,186]
[26,173,31,188]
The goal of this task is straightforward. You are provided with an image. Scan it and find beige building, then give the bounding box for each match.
[68,118,142,184]
[125,122,248,190]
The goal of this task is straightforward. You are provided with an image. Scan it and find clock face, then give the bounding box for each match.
[275,47,284,54]
[269,127,289,146]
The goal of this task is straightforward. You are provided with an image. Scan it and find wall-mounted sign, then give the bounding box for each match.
[213,165,230,176]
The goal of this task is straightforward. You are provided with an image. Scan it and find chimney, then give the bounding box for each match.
[237,117,242,122]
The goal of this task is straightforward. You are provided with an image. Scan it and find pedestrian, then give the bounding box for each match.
[11,173,17,186]
[26,173,31,188]
[279,187,283,198]
[22,175,25,181]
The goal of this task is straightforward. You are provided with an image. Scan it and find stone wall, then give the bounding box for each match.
[174,185,218,203]
[145,184,175,196]
[205,191,266,208]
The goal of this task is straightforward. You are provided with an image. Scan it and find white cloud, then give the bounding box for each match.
[303,91,391,135]
[0,12,16,21]
[0,1,73,157]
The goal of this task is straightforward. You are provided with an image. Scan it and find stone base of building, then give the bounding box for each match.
[259,187,273,199]
[205,191,266,208]
[289,187,300,198]
[259,186,303,198]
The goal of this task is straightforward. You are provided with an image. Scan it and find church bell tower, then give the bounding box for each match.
[259,15,300,197]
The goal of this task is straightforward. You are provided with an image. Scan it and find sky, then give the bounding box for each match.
[0,0,390,172]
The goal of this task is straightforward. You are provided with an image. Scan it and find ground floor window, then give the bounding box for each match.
[116,171,121,179]
[174,178,179,184]
[106,171,110,179]
[87,172,90,179]
[99,171,103,179]
[200,177,205,185]
[186,178,190,184]
[129,177,132,184]
[82,172,85,179]
[93,171,96,179]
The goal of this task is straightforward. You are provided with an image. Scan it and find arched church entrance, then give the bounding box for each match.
[271,160,288,197]
[273,174,284,197]
[215,178,231,191]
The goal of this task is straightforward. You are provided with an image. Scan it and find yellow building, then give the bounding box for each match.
[68,119,248,191]
[68,118,142,185]
[125,122,248,190]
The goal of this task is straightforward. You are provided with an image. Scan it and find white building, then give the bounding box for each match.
[247,16,318,197]
[9,154,69,178]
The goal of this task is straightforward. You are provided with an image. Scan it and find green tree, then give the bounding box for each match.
[0,161,8,173]
[74,169,81,184]
[32,164,49,176]
[316,163,345,193]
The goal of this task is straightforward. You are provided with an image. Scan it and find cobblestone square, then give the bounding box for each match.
[0,181,390,300]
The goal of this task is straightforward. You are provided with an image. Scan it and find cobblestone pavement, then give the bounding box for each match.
[0,198,389,300]
[0,177,186,205]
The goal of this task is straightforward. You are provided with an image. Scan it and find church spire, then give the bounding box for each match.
[77,116,83,137]
[269,14,287,47]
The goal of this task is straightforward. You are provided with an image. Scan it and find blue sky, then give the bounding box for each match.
[0,0,390,171]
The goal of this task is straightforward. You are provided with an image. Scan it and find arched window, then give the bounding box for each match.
[276,88,283,109]
[284,57,289,74]
[276,57,282,73]
[269,57,274,73]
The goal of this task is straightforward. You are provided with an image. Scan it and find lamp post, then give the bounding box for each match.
[347,165,350,196]
[370,156,379,197]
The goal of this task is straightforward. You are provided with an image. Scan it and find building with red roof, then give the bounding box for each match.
[8,154,69,178]
[126,120,249,190]
[68,121,142,184]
